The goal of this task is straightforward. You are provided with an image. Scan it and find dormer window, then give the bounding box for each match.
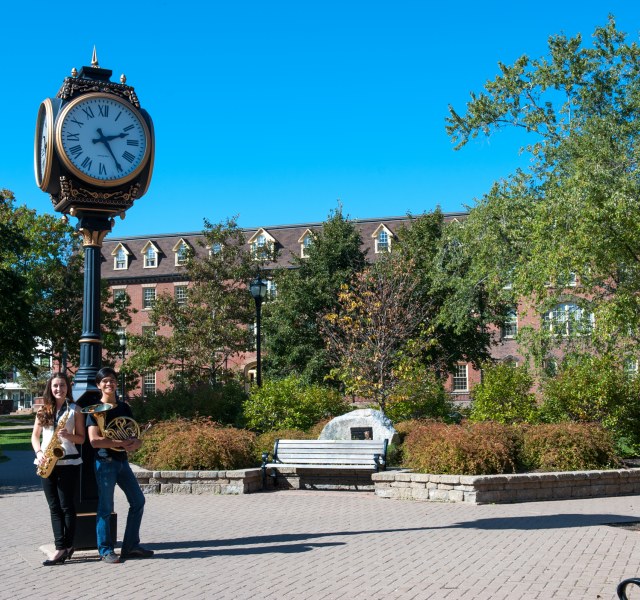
[209,242,223,256]
[298,229,315,258]
[248,229,276,260]
[141,241,159,269]
[372,224,393,253]
[111,243,130,270]
[172,239,191,267]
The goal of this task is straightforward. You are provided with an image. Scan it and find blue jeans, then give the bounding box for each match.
[95,457,145,557]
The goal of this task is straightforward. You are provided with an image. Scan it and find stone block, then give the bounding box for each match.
[448,490,465,502]
[139,483,160,494]
[429,488,452,502]
[410,473,431,483]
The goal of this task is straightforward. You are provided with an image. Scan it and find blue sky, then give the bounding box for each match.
[2,1,639,237]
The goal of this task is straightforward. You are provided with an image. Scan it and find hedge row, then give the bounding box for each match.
[132,418,620,475]
[401,420,619,475]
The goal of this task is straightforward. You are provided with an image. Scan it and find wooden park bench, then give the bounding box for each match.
[261,439,388,487]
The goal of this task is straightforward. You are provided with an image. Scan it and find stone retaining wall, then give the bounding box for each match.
[133,468,262,495]
[372,468,640,504]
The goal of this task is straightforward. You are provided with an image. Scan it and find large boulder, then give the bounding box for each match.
[319,409,398,444]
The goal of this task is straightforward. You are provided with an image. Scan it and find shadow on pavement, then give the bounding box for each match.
[0,451,41,494]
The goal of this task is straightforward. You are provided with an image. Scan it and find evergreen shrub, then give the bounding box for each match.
[131,417,256,470]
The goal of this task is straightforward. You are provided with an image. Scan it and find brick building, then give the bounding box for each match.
[101,212,523,401]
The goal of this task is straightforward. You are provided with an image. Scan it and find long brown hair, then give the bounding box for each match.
[37,372,73,428]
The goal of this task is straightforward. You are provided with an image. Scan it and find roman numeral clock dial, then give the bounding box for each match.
[55,93,150,187]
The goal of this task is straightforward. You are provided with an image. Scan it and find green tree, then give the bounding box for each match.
[263,206,367,384]
[126,216,261,386]
[322,255,428,412]
[447,16,640,365]
[0,189,129,380]
[0,190,34,372]
[321,210,501,413]
[395,210,501,376]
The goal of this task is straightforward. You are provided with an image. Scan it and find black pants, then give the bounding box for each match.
[41,463,80,550]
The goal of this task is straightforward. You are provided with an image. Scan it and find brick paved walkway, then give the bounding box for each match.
[1,451,639,599]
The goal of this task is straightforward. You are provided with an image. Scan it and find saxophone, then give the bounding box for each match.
[36,409,71,479]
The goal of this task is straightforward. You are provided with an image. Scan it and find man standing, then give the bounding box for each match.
[87,367,154,564]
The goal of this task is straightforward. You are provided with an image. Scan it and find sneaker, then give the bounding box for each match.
[102,552,120,564]
[121,546,154,559]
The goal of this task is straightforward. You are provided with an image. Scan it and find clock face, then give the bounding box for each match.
[34,99,54,190]
[55,93,150,187]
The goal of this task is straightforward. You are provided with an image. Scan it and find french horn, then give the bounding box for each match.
[81,403,140,451]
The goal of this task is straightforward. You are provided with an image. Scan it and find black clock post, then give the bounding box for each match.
[34,50,154,549]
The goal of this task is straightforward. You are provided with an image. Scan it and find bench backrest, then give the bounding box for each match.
[273,439,387,467]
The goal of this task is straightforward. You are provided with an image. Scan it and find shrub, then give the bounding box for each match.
[385,371,454,423]
[243,375,350,432]
[131,417,256,470]
[402,421,521,475]
[128,381,247,426]
[540,353,640,453]
[470,363,538,424]
[521,423,619,471]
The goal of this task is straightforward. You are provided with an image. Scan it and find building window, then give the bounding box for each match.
[248,321,257,349]
[624,359,638,378]
[141,325,156,337]
[302,236,313,257]
[113,288,127,305]
[544,302,594,336]
[143,287,156,309]
[175,285,188,306]
[376,230,390,253]
[452,364,468,392]
[143,372,156,395]
[502,309,518,339]
[210,242,222,256]
[175,243,189,266]
[144,246,157,268]
[251,234,271,259]
[266,279,277,300]
[543,358,558,377]
[114,247,127,270]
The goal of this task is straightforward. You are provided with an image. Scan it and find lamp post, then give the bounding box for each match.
[249,276,268,387]
[119,332,127,401]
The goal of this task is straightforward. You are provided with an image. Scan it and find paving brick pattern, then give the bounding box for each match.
[2,451,640,599]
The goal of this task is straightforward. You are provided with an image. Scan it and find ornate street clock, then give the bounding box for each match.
[34,49,155,216]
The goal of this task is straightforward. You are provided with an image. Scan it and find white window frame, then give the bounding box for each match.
[452,364,468,392]
[502,309,518,339]
[143,246,157,268]
[114,246,128,270]
[142,286,156,310]
[175,285,188,306]
[372,225,393,254]
[544,302,594,336]
[143,372,156,395]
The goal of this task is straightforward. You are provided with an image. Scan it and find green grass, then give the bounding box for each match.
[0,427,33,451]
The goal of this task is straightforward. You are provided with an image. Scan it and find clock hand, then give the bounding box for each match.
[104,132,129,143]
[92,128,123,172]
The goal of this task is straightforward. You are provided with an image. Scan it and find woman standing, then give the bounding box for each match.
[31,372,85,566]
